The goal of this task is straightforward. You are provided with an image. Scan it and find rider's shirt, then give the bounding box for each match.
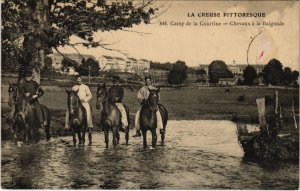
[72,84,92,103]
[22,80,39,95]
[108,85,124,103]
[137,85,158,103]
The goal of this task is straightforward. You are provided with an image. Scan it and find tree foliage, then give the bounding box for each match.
[282,67,293,85]
[167,60,187,85]
[292,71,299,85]
[262,59,283,85]
[243,65,257,85]
[2,0,157,79]
[208,60,233,83]
[78,58,100,76]
[195,69,207,76]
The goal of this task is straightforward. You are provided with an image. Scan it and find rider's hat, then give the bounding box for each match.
[112,75,120,83]
[144,76,152,81]
[75,74,82,79]
[24,69,33,77]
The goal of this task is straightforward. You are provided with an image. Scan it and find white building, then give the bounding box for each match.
[97,55,151,73]
[98,55,114,71]
[113,57,126,72]
[139,59,150,71]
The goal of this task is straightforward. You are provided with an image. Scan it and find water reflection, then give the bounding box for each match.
[1,120,299,189]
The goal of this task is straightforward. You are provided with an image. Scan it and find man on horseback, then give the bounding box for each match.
[20,69,45,128]
[108,76,128,131]
[65,75,93,129]
[132,76,164,137]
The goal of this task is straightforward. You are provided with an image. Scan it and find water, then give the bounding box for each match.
[1,120,299,189]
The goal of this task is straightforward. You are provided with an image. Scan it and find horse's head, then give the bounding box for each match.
[8,83,18,106]
[147,87,160,111]
[96,83,108,110]
[66,88,80,115]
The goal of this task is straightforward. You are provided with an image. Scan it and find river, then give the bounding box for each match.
[1,120,299,189]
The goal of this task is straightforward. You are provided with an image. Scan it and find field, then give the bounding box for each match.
[2,78,299,138]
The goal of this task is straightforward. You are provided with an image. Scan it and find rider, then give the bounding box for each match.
[108,75,128,131]
[20,69,45,128]
[65,75,93,129]
[132,76,164,137]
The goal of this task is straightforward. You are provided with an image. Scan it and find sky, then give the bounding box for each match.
[58,0,299,70]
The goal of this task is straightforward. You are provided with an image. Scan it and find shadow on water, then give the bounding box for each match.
[8,144,47,189]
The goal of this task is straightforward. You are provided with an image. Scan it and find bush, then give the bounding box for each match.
[237,95,246,102]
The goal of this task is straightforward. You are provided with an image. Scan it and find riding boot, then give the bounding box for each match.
[132,130,141,137]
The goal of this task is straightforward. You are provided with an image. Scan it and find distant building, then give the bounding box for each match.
[198,64,264,78]
[98,56,150,73]
[98,55,114,71]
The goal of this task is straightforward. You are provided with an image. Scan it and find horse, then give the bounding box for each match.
[96,83,130,148]
[140,87,168,148]
[7,83,51,143]
[65,89,92,146]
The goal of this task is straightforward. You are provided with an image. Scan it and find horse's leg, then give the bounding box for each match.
[88,128,92,146]
[116,128,120,144]
[45,109,51,141]
[142,130,147,148]
[151,129,157,148]
[125,126,129,145]
[77,127,82,145]
[161,128,165,145]
[112,127,117,147]
[104,128,109,148]
[24,124,29,143]
[45,124,51,141]
[82,126,86,147]
[71,127,76,146]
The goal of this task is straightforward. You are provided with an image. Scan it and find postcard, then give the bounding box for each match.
[1,0,299,189]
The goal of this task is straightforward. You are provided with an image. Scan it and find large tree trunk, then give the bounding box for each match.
[20,0,51,84]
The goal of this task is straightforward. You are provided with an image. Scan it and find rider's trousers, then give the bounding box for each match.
[115,103,128,128]
[135,109,163,131]
[65,102,93,128]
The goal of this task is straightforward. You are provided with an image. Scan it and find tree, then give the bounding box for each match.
[282,67,293,85]
[78,58,100,77]
[243,65,257,86]
[195,69,206,76]
[208,60,233,83]
[2,0,158,82]
[167,60,187,85]
[262,59,283,85]
[292,70,299,85]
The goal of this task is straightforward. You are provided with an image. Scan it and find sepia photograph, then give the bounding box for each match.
[1,0,299,189]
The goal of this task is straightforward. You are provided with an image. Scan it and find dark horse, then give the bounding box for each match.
[65,89,92,146]
[140,88,168,148]
[96,83,130,148]
[8,83,51,143]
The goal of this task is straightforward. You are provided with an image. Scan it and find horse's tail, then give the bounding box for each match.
[158,104,168,128]
[41,104,51,126]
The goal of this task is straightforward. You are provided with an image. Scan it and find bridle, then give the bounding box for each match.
[97,89,108,104]
[68,92,80,113]
[8,85,19,105]
[146,91,159,112]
